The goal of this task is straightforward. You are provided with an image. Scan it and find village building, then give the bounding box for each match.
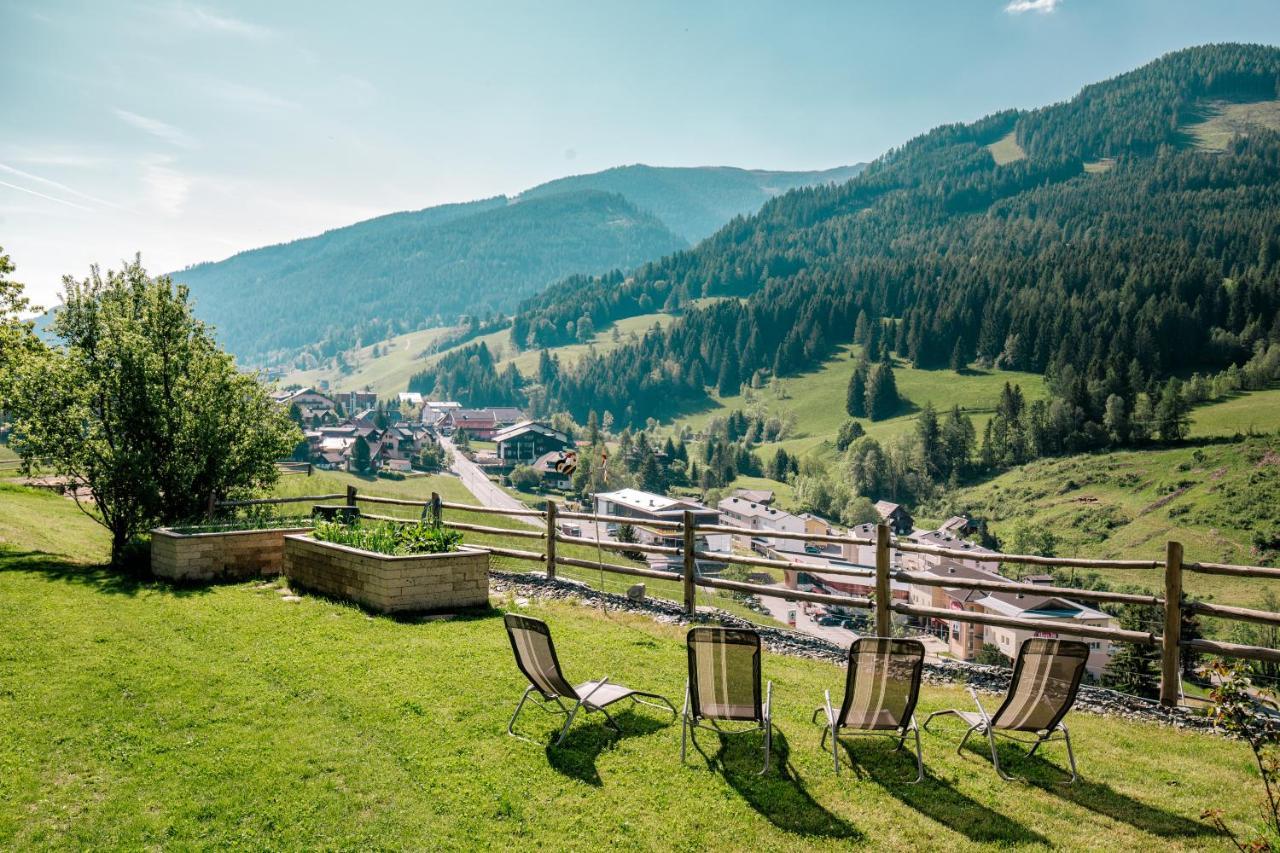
[593,488,729,553]
[716,496,807,553]
[493,421,572,464]
[442,406,525,439]
[874,500,914,535]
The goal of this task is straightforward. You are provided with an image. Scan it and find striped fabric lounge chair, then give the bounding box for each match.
[503,614,677,745]
[924,637,1089,782]
[812,637,926,782]
[681,627,773,775]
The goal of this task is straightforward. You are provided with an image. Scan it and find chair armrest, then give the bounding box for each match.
[823,688,837,727]
[966,684,992,726]
[580,675,611,703]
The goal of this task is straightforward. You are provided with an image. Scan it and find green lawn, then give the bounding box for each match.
[1189,388,1280,438]
[1182,98,1280,151]
[0,485,1264,849]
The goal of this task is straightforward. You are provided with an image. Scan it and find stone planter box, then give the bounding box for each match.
[151,525,312,581]
[282,535,490,614]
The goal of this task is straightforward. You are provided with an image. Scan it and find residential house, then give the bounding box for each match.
[729,487,774,505]
[717,496,807,553]
[874,500,914,535]
[445,407,526,439]
[593,488,729,553]
[494,421,572,464]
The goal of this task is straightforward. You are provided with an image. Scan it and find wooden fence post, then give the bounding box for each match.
[429,491,442,526]
[1160,540,1184,708]
[345,485,357,507]
[682,510,697,617]
[875,522,892,636]
[545,500,558,580]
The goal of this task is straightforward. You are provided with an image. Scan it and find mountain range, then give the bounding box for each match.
[173,163,864,362]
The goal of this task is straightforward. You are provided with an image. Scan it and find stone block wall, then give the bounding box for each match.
[283,535,489,614]
[152,527,311,581]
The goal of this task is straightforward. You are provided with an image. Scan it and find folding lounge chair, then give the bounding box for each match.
[812,637,926,782]
[923,637,1089,782]
[503,613,677,745]
[681,627,773,775]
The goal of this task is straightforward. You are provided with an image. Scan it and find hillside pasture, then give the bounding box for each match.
[986,131,1027,165]
[1182,98,1280,151]
[0,481,1263,849]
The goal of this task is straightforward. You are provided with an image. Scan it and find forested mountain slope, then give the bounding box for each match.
[512,44,1280,434]
[177,190,684,363]
[173,164,862,364]
[518,163,865,243]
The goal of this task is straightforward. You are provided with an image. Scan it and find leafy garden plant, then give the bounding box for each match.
[312,518,462,556]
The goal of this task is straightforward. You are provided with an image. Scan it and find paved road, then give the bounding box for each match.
[439,437,542,529]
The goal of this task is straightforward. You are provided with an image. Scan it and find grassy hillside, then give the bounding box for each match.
[986,131,1027,165]
[1189,387,1280,438]
[1183,97,1280,150]
[671,345,1047,460]
[0,485,1262,848]
[283,324,459,398]
[929,435,1280,607]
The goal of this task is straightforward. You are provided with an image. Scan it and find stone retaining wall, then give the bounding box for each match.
[283,535,489,614]
[152,526,311,581]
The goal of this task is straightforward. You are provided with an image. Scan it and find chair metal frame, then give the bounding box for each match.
[504,615,677,746]
[923,638,1088,783]
[680,627,773,775]
[811,637,926,783]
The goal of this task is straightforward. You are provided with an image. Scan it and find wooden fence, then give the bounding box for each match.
[215,486,1280,708]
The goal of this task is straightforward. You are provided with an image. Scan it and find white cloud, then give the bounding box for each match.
[114,108,197,149]
[196,77,298,112]
[1005,0,1061,14]
[141,157,191,216]
[161,2,272,40]
[0,179,94,212]
[0,163,125,211]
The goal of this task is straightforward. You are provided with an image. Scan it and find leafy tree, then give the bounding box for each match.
[0,247,44,410]
[8,258,298,564]
[975,643,1011,667]
[510,464,542,491]
[1154,379,1189,442]
[1005,520,1059,561]
[835,418,865,452]
[1103,394,1129,445]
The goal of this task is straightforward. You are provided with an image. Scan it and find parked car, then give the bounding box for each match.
[804,544,822,555]
[816,614,845,627]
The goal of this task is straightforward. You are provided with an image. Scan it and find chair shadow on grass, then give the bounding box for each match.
[689,726,863,841]
[951,736,1219,840]
[838,737,1049,845]
[543,707,672,787]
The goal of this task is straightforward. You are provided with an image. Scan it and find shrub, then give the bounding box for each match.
[312,519,462,556]
[170,516,312,535]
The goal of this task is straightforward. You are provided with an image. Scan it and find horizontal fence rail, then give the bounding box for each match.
[213,485,1280,707]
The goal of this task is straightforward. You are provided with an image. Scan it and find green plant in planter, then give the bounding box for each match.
[312,518,462,556]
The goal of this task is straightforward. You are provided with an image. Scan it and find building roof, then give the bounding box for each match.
[397,392,424,405]
[717,496,798,523]
[909,529,996,557]
[492,420,570,445]
[596,488,709,516]
[730,488,774,505]
[874,500,908,519]
[975,592,1110,622]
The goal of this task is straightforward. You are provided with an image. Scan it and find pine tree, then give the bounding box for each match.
[846,360,868,417]
[865,361,900,421]
[717,352,739,397]
[1101,604,1162,699]
[352,435,372,473]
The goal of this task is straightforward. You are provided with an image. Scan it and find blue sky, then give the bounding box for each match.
[3,0,1280,306]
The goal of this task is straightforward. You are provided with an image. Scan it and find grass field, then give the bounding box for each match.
[283,324,460,398]
[672,345,1047,461]
[1183,98,1280,151]
[0,482,1265,849]
[1189,388,1280,438]
[928,436,1280,607]
[987,131,1027,165]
